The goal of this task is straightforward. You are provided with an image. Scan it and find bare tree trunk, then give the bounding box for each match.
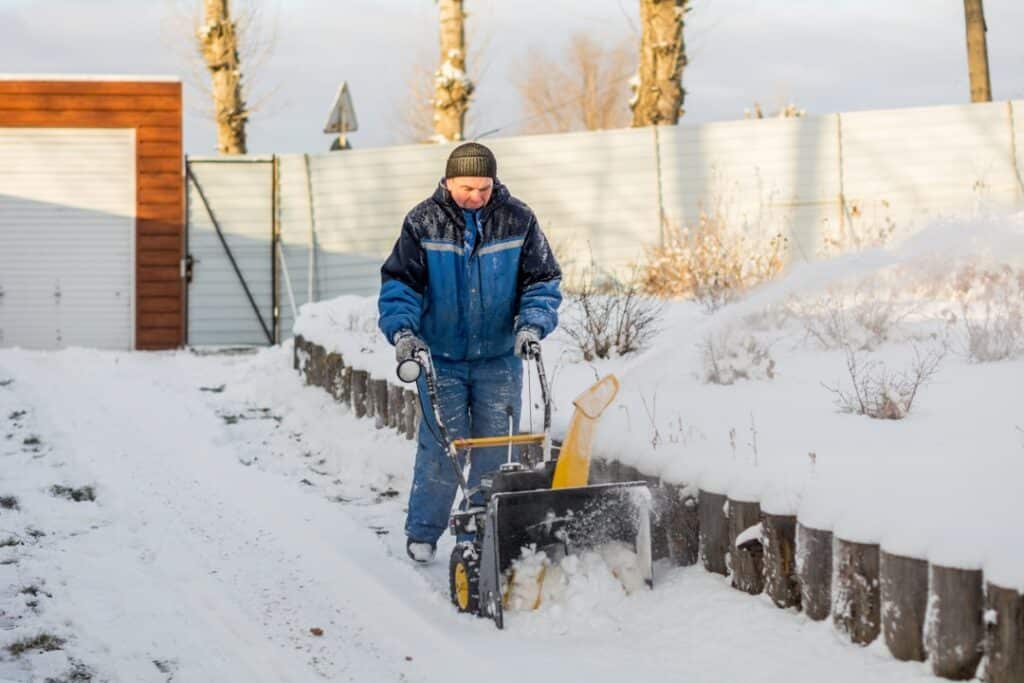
[631,0,688,127]
[434,0,474,142]
[198,0,248,154]
[964,0,992,102]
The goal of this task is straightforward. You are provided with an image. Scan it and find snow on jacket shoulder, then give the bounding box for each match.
[378,178,562,362]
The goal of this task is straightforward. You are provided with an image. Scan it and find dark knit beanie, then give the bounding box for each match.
[445,142,497,179]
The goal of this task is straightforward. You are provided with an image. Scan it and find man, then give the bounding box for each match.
[378,142,562,564]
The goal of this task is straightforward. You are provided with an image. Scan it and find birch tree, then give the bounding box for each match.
[963,0,992,102]
[197,0,248,153]
[631,0,689,127]
[433,0,474,142]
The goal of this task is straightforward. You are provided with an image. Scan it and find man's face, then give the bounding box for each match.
[445,176,493,210]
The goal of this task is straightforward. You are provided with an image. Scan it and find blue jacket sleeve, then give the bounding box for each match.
[516,215,562,338]
[378,217,427,344]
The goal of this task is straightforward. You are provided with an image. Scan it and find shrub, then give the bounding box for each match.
[824,345,944,420]
[951,264,1024,362]
[562,269,662,361]
[641,211,787,311]
[700,329,776,385]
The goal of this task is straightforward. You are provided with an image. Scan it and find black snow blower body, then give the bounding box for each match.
[398,344,653,629]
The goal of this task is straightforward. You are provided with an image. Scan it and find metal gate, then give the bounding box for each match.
[185,156,277,346]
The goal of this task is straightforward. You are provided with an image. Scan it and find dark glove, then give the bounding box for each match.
[514,326,541,359]
[394,329,427,365]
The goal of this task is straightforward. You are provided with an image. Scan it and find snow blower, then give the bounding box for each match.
[399,344,653,629]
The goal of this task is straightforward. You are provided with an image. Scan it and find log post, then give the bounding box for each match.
[308,343,326,388]
[371,378,389,429]
[351,369,369,419]
[324,352,344,400]
[589,457,612,484]
[698,490,729,576]
[926,564,984,680]
[645,477,670,562]
[338,366,352,405]
[763,513,800,609]
[728,499,764,595]
[664,483,699,567]
[293,335,305,371]
[796,523,832,621]
[388,384,404,430]
[985,581,1024,683]
[403,389,419,440]
[833,538,880,646]
[880,550,928,662]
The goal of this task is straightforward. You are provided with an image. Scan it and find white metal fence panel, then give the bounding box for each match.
[276,153,316,337]
[485,127,661,278]
[187,157,274,346]
[186,100,1024,345]
[659,115,842,259]
[841,101,1021,239]
[307,143,452,299]
[0,128,135,350]
[1011,100,1024,202]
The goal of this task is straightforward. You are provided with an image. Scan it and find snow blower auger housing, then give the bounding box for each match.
[399,345,653,629]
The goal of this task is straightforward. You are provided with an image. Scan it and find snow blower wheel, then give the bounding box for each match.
[449,544,480,614]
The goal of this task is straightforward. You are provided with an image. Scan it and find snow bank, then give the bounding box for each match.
[293,210,1024,590]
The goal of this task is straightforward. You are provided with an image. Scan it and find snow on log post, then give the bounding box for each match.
[698,490,729,576]
[879,551,928,662]
[403,389,418,440]
[926,565,984,680]
[833,539,881,646]
[728,499,764,595]
[338,366,352,406]
[324,352,344,401]
[664,483,699,567]
[763,513,800,609]
[796,524,833,621]
[433,0,473,142]
[387,384,404,430]
[985,581,1024,683]
[371,378,388,430]
[351,369,369,419]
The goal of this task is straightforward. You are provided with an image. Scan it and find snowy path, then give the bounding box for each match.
[0,347,939,682]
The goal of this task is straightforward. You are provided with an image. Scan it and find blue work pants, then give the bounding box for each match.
[405,354,522,545]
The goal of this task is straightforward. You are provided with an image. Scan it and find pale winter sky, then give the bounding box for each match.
[1,0,1023,155]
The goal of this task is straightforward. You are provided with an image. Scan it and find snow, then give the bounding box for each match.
[0,345,936,681]
[295,210,1024,592]
[2,210,1023,680]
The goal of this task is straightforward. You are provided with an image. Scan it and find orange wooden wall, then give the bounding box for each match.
[0,79,184,350]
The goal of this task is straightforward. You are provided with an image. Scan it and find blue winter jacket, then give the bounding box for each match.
[378,178,562,361]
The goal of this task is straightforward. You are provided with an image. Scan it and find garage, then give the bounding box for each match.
[0,75,184,351]
[0,128,136,349]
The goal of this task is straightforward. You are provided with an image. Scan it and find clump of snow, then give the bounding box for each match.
[504,541,646,623]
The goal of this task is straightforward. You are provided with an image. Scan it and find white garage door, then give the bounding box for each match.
[0,128,136,350]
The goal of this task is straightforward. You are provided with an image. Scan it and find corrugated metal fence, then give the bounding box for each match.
[185,99,1024,346]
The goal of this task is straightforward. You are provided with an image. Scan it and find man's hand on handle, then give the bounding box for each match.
[514,326,541,360]
[394,330,428,383]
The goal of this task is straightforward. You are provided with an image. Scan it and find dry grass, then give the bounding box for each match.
[950,264,1024,362]
[641,211,787,311]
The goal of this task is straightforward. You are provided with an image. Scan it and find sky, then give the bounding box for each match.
[1,0,1023,155]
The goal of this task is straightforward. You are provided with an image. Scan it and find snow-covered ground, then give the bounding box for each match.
[1,211,1021,681]
[1,345,936,682]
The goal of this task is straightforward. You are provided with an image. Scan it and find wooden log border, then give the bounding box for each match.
[292,337,1021,675]
[880,551,928,662]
